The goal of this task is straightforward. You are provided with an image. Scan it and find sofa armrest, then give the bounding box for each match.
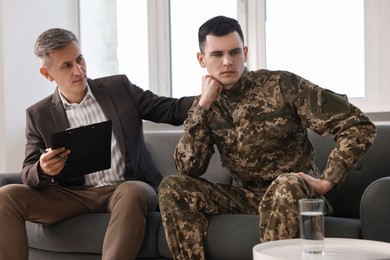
[0,173,23,187]
[360,177,390,242]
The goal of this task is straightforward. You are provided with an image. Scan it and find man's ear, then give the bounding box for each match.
[39,67,54,81]
[197,52,206,68]
[243,46,248,63]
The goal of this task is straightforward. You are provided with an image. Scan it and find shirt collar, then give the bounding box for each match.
[58,84,96,110]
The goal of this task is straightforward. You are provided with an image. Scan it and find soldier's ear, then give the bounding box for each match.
[243,46,248,63]
[197,52,206,68]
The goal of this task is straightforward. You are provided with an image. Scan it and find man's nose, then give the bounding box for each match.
[223,55,233,66]
[73,63,83,75]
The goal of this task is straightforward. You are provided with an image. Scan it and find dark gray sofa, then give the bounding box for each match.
[1,124,390,260]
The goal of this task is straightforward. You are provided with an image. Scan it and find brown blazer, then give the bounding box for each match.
[21,74,194,190]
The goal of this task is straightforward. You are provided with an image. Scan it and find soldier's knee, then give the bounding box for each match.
[159,175,179,192]
[271,173,308,199]
[159,175,194,192]
[158,176,190,210]
[273,173,301,186]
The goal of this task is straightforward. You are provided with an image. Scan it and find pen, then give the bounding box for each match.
[39,148,66,161]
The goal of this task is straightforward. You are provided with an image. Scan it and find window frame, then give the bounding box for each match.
[147,0,172,96]
[352,0,390,113]
[149,0,390,113]
[79,0,390,113]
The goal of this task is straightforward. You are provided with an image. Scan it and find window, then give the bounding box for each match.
[170,0,237,98]
[265,0,365,99]
[79,0,390,113]
[116,0,149,89]
[79,0,149,89]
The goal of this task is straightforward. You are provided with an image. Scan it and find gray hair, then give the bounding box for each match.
[34,28,78,66]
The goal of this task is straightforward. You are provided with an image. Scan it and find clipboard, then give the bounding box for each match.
[51,120,112,181]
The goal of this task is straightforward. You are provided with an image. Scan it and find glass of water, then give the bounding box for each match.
[299,198,324,255]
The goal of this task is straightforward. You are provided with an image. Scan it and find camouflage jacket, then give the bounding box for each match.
[174,68,377,193]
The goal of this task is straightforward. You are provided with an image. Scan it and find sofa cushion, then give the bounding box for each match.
[144,131,232,184]
[27,214,109,254]
[138,212,163,257]
[156,214,363,260]
[309,125,390,218]
[205,214,260,260]
[361,177,390,242]
[29,248,101,260]
[324,217,361,238]
[27,212,163,258]
[0,172,23,185]
[157,214,259,260]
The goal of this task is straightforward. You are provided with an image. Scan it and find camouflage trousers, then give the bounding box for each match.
[158,173,328,260]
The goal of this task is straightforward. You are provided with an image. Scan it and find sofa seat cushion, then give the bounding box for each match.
[27,212,163,257]
[324,217,361,238]
[27,213,109,254]
[29,248,101,260]
[157,215,361,260]
[158,214,260,260]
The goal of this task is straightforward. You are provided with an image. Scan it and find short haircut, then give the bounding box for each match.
[198,15,245,53]
[34,28,78,66]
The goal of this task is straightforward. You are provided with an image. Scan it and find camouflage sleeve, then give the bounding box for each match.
[281,72,377,185]
[174,97,215,177]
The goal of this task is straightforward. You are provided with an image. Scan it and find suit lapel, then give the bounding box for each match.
[89,79,126,157]
[50,88,69,131]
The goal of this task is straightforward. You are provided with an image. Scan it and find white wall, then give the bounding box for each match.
[0,0,78,172]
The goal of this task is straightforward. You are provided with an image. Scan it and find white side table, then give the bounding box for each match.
[253,238,390,260]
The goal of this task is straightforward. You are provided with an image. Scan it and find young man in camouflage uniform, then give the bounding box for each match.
[158,15,377,260]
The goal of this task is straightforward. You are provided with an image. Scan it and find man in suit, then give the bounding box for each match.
[0,28,194,260]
